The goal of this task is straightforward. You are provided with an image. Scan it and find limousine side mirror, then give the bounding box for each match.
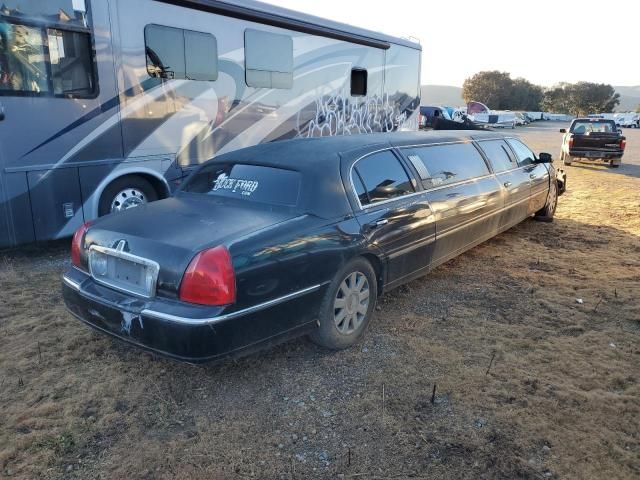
[538,152,553,163]
[559,128,566,133]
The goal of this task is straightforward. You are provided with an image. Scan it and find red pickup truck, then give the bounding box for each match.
[560,119,626,168]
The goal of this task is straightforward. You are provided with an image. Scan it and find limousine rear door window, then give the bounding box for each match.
[477,140,517,172]
[408,143,490,188]
[353,151,415,206]
[182,163,301,207]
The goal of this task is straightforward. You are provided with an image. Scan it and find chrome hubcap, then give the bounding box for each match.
[110,188,147,213]
[334,271,369,334]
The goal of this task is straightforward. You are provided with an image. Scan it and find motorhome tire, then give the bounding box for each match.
[99,176,158,216]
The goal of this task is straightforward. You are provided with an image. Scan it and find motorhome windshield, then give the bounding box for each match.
[0,2,95,97]
[0,1,88,27]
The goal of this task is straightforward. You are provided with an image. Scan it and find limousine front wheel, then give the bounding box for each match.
[310,258,378,350]
[535,181,558,222]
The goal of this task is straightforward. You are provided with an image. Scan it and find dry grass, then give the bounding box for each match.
[0,124,638,480]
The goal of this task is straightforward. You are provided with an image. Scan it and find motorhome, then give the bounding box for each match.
[0,0,421,247]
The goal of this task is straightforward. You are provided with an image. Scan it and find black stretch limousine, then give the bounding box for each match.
[63,131,566,363]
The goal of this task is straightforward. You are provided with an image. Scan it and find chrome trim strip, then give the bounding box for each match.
[357,189,429,210]
[62,275,82,291]
[419,173,495,194]
[141,283,325,326]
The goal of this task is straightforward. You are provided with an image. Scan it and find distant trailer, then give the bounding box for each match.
[588,113,617,121]
[546,113,574,122]
[0,0,422,248]
[470,111,517,129]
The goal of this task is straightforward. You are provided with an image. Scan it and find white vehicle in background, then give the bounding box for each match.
[466,102,516,128]
[615,113,639,128]
[514,112,529,126]
[527,112,545,121]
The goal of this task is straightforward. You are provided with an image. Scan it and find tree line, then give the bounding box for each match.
[462,71,621,115]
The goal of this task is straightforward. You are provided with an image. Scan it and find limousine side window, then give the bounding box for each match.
[477,140,517,172]
[353,151,415,206]
[506,139,535,166]
[406,143,490,188]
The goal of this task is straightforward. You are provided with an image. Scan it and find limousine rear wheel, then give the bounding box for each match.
[535,180,558,222]
[310,258,378,350]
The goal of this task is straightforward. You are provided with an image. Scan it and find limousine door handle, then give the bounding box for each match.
[0,103,5,122]
[364,219,389,231]
[529,173,537,179]
[503,181,512,188]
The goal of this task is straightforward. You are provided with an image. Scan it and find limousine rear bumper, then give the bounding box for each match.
[62,267,323,363]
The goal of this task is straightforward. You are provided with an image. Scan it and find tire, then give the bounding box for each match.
[98,176,159,216]
[309,257,378,350]
[561,151,572,166]
[610,161,620,169]
[534,179,558,222]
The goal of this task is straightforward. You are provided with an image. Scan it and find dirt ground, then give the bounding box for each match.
[1,123,638,480]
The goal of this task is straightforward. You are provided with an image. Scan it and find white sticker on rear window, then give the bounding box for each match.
[213,173,259,196]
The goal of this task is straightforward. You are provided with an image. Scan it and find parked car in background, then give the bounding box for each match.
[615,113,640,128]
[515,112,529,126]
[63,131,565,363]
[560,119,626,167]
[418,106,452,129]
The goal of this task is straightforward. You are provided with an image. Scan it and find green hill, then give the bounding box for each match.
[614,86,640,112]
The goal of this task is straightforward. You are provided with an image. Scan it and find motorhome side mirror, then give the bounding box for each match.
[538,152,552,163]
[559,128,566,133]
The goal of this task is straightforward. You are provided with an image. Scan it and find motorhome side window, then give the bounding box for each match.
[244,29,293,89]
[351,69,367,96]
[145,25,218,81]
[0,22,96,97]
[405,143,490,188]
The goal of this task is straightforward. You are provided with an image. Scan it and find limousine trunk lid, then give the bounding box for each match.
[83,196,300,296]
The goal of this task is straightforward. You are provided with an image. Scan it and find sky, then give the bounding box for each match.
[265,0,639,87]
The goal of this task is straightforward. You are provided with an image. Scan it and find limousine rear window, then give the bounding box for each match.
[405,143,490,188]
[477,140,517,173]
[353,151,415,206]
[182,163,301,207]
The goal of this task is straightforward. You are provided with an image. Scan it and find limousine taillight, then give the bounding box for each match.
[568,135,574,149]
[71,221,93,271]
[179,246,236,306]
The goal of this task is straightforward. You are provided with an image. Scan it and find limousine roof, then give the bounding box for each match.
[208,131,514,219]
[215,130,512,170]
